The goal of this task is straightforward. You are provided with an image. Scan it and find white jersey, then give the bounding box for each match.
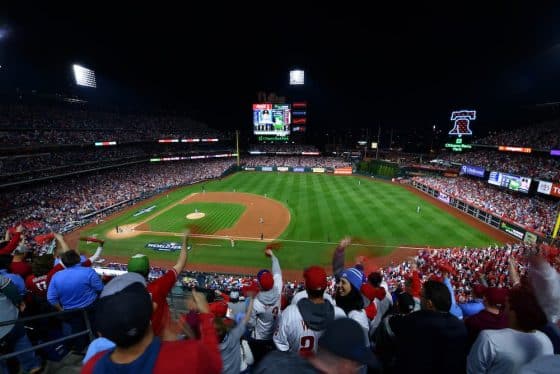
[249,254,283,340]
[274,303,346,355]
[291,290,336,306]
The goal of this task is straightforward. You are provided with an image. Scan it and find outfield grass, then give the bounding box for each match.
[147,202,245,233]
[79,172,501,270]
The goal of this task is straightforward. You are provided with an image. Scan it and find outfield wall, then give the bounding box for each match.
[411,180,544,244]
[242,166,352,174]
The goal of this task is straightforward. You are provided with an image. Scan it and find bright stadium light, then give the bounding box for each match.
[289,69,305,85]
[72,64,97,88]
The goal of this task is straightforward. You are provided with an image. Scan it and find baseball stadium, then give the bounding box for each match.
[1,4,560,374]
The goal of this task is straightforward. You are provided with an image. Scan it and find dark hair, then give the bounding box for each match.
[307,288,325,299]
[60,250,81,268]
[396,292,415,314]
[508,286,547,331]
[335,286,364,315]
[31,254,54,276]
[0,255,12,270]
[368,272,382,287]
[423,280,451,312]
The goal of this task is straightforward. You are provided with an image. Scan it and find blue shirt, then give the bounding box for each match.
[443,277,463,320]
[47,265,103,310]
[459,299,484,318]
[0,270,25,296]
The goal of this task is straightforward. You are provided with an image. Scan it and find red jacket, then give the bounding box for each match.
[82,313,222,374]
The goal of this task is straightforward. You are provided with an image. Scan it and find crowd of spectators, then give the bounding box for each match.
[413,176,558,236]
[474,121,560,150]
[243,155,352,168]
[0,104,226,146]
[437,150,560,181]
[0,159,235,253]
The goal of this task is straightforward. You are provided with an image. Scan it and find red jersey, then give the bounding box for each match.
[10,261,32,279]
[25,274,49,299]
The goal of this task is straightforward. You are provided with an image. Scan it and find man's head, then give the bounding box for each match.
[257,269,274,291]
[128,254,150,278]
[96,273,151,348]
[396,292,415,315]
[482,287,508,309]
[314,318,379,372]
[421,280,451,312]
[367,271,383,287]
[229,290,240,302]
[304,266,328,299]
[506,285,547,332]
[31,254,54,277]
[60,250,81,268]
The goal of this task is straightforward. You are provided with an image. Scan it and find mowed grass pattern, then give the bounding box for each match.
[79,171,500,270]
[147,203,245,234]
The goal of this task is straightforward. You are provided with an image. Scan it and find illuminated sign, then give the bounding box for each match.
[449,110,476,136]
[551,149,560,156]
[371,142,378,149]
[94,141,116,146]
[498,146,532,153]
[444,138,472,152]
[158,139,179,143]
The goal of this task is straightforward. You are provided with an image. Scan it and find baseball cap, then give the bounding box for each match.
[484,287,508,307]
[128,254,150,276]
[257,270,274,291]
[303,266,328,291]
[96,273,151,348]
[396,292,415,314]
[319,318,379,369]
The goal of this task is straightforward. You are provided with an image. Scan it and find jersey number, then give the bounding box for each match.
[299,336,315,356]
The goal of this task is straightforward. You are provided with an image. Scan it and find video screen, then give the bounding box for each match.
[253,103,291,137]
[488,171,531,193]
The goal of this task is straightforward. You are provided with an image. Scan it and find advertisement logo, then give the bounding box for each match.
[146,242,182,252]
[538,181,553,195]
[133,205,157,217]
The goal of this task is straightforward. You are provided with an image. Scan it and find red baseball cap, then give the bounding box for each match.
[304,266,328,291]
[484,287,508,307]
[258,271,274,291]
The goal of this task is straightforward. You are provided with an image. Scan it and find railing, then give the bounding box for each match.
[0,308,93,361]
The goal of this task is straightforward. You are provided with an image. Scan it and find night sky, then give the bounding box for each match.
[2,2,560,136]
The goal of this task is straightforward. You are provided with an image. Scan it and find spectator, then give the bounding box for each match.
[274,266,345,355]
[464,287,509,347]
[81,273,222,373]
[127,230,189,339]
[390,280,468,373]
[248,248,283,364]
[255,318,379,373]
[467,285,553,373]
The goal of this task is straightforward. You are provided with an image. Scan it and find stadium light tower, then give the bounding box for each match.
[289,69,305,85]
[72,64,97,88]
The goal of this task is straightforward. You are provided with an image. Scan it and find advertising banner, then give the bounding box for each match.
[293,167,305,172]
[437,192,450,204]
[312,167,325,173]
[133,205,157,217]
[244,167,255,171]
[460,165,485,178]
[537,181,553,195]
[499,222,525,240]
[261,167,273,172]
[523,231,538,244]
[146,242,182,252]
[277,167,289,172]
[334,167,353,175]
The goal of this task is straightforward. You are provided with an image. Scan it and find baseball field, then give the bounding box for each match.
[70,172,512,278]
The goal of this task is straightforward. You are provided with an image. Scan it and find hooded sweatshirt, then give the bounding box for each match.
[273,298,346,355]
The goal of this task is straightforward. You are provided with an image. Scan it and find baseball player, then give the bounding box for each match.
[274,266,345,356]
[248,248,283,363]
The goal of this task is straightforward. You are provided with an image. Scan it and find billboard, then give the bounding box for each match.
[488,171,531,193]
[253,103,291,137]
[537,180,560,198]
[460,165,485,178]
[437,192,450,204]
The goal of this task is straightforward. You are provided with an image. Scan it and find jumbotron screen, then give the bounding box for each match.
[253,103,291,137]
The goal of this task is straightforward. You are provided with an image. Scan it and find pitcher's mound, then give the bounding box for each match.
[186,212,205,220]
